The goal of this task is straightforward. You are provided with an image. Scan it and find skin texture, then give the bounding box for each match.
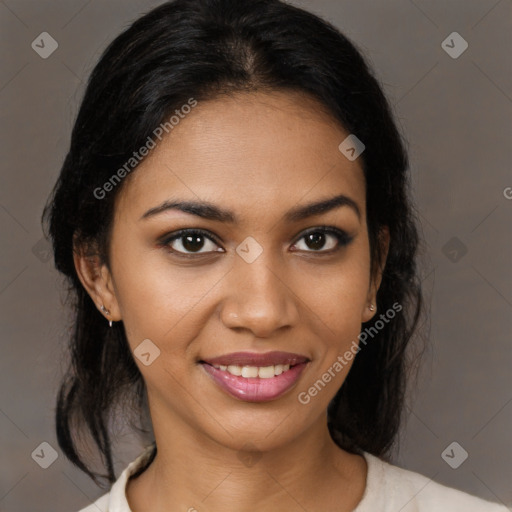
[74,90,389,512]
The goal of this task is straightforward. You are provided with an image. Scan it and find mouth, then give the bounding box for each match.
[199,351,310,403]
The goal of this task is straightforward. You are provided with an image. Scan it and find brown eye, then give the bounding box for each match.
[161,229,223,255]
[291,227,353,253]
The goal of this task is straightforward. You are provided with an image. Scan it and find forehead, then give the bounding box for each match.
[115,90,366,223]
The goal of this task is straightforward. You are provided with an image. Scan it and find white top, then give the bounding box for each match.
[77,444,507,512]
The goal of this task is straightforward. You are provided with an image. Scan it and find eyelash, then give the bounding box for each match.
[159,226,353,258]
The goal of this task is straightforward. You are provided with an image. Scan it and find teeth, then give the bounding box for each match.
[241,366,259,378]
[227,364,242,376]
[211,363,293,378]
[258,366,275,378]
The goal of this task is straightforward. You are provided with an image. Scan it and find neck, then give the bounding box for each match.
[126,412,367,512]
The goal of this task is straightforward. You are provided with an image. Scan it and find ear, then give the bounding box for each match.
[361,226,390,323]
[72,240,122,322]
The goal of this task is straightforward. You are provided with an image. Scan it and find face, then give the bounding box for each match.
[77,90,386,452]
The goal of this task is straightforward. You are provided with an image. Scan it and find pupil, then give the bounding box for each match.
[183,235,204,252]
[306,232,325,250]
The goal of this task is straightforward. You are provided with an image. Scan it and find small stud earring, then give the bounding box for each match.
[100,305,113,327]
[369,304,375,311]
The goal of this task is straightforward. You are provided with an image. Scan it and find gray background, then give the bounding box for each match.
[0,0,511,510]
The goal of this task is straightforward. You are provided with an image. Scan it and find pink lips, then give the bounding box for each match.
[200,351,309,403]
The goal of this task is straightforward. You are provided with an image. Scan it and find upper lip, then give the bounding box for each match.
[201,351,309,367]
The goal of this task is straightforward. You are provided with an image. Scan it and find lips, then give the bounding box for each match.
[199,351,310,402]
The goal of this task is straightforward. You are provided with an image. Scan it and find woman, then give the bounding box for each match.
[43,0,506,510]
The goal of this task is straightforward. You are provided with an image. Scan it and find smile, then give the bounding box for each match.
[200,351,309,402]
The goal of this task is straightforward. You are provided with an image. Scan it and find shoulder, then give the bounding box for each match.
[76,492,109,512]
[356,452,508,512]
[74,443,156,512]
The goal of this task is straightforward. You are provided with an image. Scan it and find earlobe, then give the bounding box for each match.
[72,248,121,321]
[361,302,377,323]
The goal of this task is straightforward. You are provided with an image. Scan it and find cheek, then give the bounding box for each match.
[295,272,369,411]
[295,244,370,394]
[110,241,231,356]
[298,251,370,336]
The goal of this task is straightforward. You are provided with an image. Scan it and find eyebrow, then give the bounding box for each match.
[140,193,361,223]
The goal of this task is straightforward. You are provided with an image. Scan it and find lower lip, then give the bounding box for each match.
[201,363,308,402]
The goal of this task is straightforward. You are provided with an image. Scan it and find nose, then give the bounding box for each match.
[220,253,300,338]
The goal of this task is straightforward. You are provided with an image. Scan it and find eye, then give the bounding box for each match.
[291,226,353,253]
[159,226,353,258]
[160,229,223,256]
